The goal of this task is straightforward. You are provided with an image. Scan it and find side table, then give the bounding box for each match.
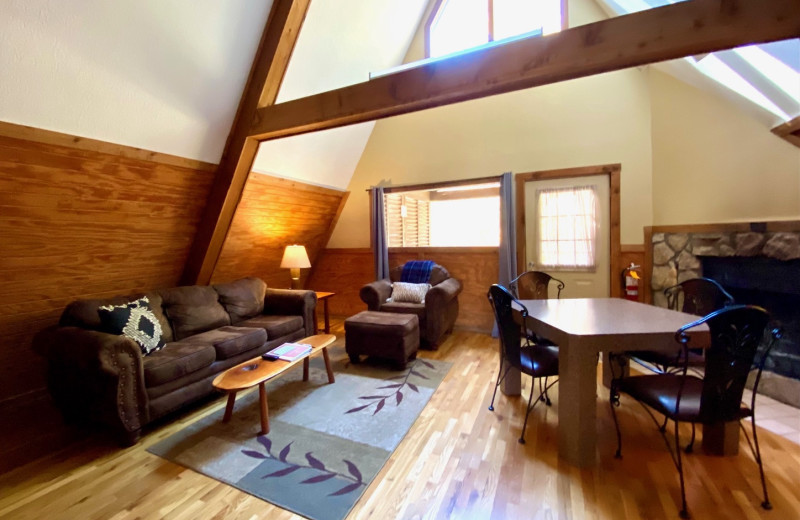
[315,291,335,333]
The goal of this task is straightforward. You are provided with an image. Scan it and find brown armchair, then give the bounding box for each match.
[359,263,462,348]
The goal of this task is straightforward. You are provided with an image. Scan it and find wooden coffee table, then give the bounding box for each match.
[212,334,336,435]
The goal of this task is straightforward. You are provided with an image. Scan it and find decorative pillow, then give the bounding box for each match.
[98,297,166,356]
[391,282,431,304]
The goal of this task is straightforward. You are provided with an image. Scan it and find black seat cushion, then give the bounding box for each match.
[519,345,559,376]
[617,374,752,422]
[629,349,704,368]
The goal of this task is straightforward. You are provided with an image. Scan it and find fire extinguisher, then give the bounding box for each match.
[622,263,641,301]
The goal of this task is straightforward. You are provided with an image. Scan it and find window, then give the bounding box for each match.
[537,186,597,269]
[384,181,500,247]
[426,0,564,58]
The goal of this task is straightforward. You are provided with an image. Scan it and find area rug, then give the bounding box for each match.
[148,355,452,520]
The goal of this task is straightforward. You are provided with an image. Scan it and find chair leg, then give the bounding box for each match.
[489,360,509,412]
[750,418,772,510]
[659,415,669,433]
[685,423,696,454]
[543,377,552,406]
[518,376,538,444]
[675,420,690,519]
[609,385,623,459]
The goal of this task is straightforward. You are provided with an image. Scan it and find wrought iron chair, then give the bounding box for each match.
[487,284,559,444]
[509,270,565,300]
[609,305,779,519]
[510,271,565,403]
[629,277,735,373]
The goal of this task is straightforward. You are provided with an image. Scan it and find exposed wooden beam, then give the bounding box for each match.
[772,115,800,149]
[181,0,311,285]
[249,0,800,142]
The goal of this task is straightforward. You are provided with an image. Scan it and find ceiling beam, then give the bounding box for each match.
[772,115,800,149]
[182,0,311,285]
[248,0,800,142]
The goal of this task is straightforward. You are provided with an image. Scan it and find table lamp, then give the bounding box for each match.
[280,245,311,289]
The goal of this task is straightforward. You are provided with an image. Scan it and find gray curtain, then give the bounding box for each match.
[370,186,390,280]
[498,171,517,290]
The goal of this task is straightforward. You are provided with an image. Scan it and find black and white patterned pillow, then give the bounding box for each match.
[98,297,165,355]
[391,282,431,304]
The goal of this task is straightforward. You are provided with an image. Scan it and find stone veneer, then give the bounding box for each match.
[649,230,800,408]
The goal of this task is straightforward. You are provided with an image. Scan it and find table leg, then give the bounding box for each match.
[558,342,600,467]
[303,358,309,381]
[702,421,740,456]
[322,347,335,383]
[323,298,330,334]
[258,382,270,435]
[222,392,237,423]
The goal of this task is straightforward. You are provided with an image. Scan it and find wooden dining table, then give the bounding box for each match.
[511,297,709,468]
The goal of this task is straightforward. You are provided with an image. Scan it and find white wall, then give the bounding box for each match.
[328,0,654,247]
[0,0,271,163]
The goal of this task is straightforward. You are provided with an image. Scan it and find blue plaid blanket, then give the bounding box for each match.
[401,260,434,283]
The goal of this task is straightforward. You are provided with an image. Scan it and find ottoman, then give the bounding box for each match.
[345,311,419,369]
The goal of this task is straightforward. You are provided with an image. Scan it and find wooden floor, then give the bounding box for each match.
[2,320,799,520]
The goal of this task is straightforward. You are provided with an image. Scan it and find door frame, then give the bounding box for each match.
[515,164,622,298]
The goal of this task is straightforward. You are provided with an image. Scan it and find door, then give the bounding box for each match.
[523,174,611,298]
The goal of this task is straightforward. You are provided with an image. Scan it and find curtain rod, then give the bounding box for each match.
[364,174,503,193]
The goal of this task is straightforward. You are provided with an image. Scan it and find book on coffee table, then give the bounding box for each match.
[263,342,313,362]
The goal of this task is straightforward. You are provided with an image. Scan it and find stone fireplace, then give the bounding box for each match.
[647,224,800,407]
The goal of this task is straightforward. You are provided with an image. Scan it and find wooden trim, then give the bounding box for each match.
[514,164,622,298]
[0,121,216,171]
[649,220,800,234]
[181,0,311,285]
[771,115,800,149]
[367,175,502,194]
[305,190,350,285]
[621,244,644,253]
[249,0,800,142]
[643,226,653,304]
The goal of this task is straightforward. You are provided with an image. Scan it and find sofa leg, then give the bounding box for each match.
[117,428,141,447]
[349,354,361,364]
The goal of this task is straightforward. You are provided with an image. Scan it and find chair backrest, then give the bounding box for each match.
[665,277,734,316]
[676,305,772,423]
[510,271,565,300]
[487,284,526,370]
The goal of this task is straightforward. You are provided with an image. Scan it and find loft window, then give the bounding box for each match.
[536,186,597,269]
[383,180,500,248]
[426,0,564,58]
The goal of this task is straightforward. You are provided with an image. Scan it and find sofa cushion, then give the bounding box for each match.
[159,285,230,340]
[380,301,426,321]
[98,296,166,355]
[213,277,267,324]
[143,343,216,387]
[237,315,304,339]
[391,282,431,303]
[181,326,267,360]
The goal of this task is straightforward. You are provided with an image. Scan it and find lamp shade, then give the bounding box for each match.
[280,245,311,269]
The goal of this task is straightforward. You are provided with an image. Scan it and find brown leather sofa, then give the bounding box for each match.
[359,263,462,347]
[33,277,315,444]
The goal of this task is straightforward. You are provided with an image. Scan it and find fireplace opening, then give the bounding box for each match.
[702,256,800,381]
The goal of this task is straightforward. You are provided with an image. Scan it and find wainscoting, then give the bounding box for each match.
[210,173,348,288]
[0,122,216,472]
[307,247,500,332]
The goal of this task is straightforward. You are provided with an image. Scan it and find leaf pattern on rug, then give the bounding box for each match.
[345,359,433,416]
[242,438,365,497]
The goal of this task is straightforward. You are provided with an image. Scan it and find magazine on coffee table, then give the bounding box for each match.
[263,342,313,362]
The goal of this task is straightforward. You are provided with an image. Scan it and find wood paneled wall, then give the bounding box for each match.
[210,173,348,288]
[307,247,499,332]
[0,122,216,471]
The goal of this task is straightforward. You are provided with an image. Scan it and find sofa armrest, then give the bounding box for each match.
[264,289,317,336]
[33,326,148,436]
[425,278,462,309]
[360,280,392,311]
